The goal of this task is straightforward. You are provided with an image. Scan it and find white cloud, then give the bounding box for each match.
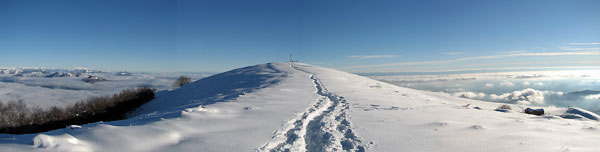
[443,52,463,55]
[585,94,600,100]
[485,83,495,87]
[522,82,530,86]
[490,88,545,105]
[569,42,600,45]
[534,82,544,86]
[514,51,600,56]
[453,92,486,99]
[343,51,600,70]
[544,91,563,96]
[498,50,529,54]
[500,81,514,86]
[559,47,600,51]
[348,55,399,59]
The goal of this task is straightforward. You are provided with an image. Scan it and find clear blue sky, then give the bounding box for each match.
[1,0,599,73]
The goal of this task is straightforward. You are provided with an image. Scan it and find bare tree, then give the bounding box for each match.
[173,76,192,88]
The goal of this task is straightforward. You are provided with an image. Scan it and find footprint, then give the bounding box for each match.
[470,124,485,130]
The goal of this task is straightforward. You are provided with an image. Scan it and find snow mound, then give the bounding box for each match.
[32,134,92,152]
[130,63,288,118]
[562,108,600,121]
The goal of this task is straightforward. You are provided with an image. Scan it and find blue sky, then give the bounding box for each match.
[1,0,599,73]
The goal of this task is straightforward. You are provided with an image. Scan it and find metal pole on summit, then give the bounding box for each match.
[289,54,294,67]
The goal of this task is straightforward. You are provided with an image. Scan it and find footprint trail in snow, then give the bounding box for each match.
[258,64,367,152]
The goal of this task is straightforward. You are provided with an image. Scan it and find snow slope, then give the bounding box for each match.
[1,62,599,152]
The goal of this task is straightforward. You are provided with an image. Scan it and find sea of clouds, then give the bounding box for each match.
[369,70,600,113]
[0,72,210,108]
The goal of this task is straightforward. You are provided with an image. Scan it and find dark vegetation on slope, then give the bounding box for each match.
[0,87,154,134]
[173,76,192,88]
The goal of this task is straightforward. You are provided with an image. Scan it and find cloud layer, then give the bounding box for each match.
[0,72,210,108]
[343,50,600,72]
[348,55,399,59]
[443,52,463,55]
[569,42,600,45]
[371,70,600,112]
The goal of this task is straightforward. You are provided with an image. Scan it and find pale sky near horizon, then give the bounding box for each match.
[1,0,599,73]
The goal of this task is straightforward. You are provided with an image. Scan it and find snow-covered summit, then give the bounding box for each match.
[115,71,132,76]
[73,67,94,73]
[1,62,599,152]
[45,72,86,78]
[81,75,108,83]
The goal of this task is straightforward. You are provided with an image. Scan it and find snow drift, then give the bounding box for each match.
[1,62,599,152]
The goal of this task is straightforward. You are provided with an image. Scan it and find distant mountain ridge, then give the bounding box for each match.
[0,67,105,77]
[567,90,600,96]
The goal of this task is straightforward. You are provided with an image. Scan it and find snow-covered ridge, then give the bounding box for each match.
[0,66,104,77]
[1,62,599,152]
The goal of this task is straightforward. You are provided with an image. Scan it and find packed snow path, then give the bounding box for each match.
[259,64,366,152]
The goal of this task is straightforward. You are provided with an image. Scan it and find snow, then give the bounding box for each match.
[564,108,600,121]
[32,134,92,152]
[1,62,600,151]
